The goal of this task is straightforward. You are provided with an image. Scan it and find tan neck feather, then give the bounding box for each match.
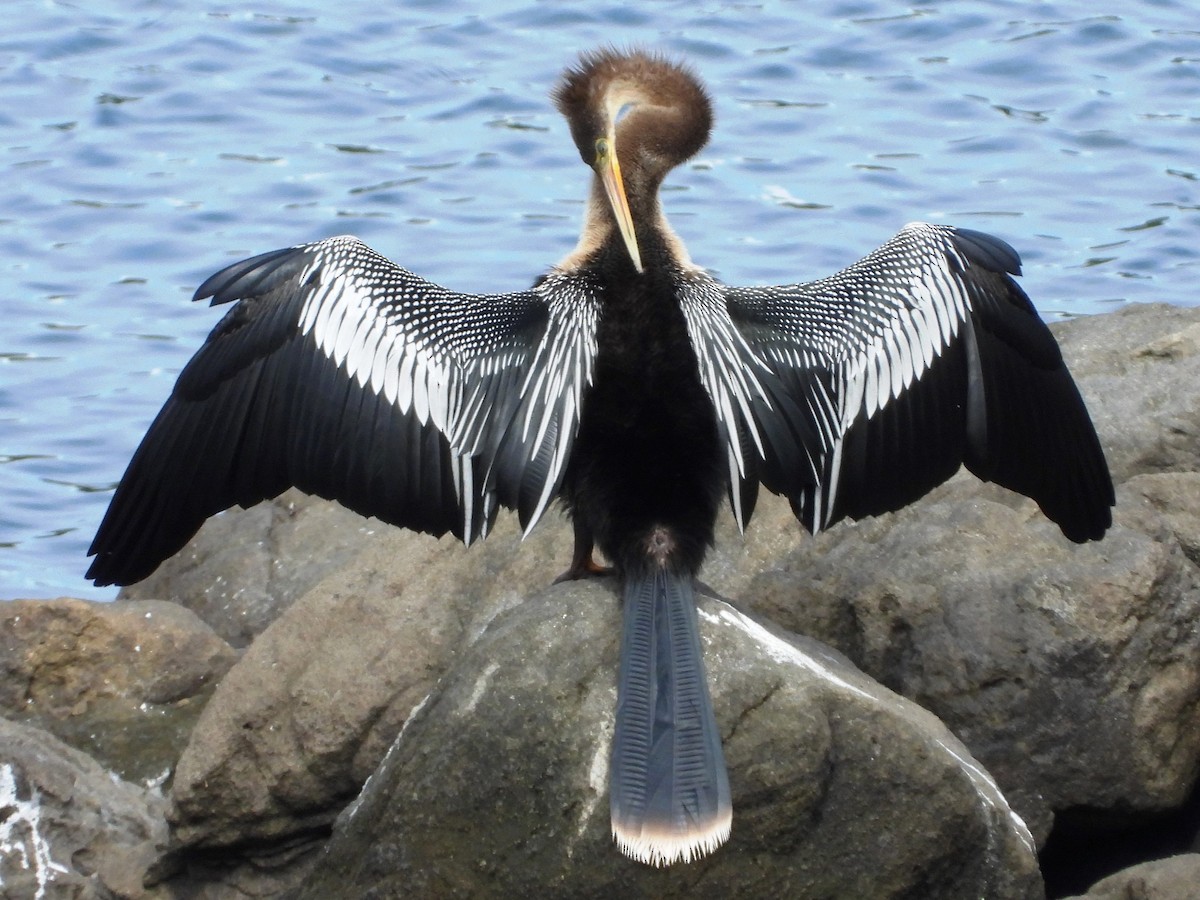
[555,177,696,275]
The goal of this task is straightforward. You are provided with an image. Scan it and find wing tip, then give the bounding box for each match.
[949,226,1023,277]
[192,243,323,305]
[84,550,149,588]
[1054,495,1115,545]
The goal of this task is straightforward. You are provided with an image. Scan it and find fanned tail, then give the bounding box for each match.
[610,568,731,866]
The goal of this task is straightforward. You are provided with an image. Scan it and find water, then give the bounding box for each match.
[2,0,1198,600]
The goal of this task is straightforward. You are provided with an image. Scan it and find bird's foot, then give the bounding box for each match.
[553,554,613,584]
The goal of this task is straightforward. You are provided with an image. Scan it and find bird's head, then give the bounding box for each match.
[554,48,713,273]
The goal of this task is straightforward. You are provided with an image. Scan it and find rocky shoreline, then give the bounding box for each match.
[3,302,1200,898]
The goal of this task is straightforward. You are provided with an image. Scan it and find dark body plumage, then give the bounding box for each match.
[564,250,725,578]
[87,48,1113,866]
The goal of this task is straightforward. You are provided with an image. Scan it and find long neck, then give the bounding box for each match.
[558,174,692,275]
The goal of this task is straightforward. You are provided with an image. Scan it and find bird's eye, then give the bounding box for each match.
[594,137,610,159]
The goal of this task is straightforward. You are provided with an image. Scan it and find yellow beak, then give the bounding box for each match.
[595,139,643,273]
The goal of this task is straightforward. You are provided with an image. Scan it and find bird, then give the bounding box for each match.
[87,47,1114,867]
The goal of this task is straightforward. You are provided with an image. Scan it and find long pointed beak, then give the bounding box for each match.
[595,139,644,273]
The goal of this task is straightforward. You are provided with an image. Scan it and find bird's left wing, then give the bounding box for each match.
[87,235,600,586]
[680,223,1112,543]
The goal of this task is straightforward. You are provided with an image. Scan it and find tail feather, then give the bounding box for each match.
[611,568,731,865]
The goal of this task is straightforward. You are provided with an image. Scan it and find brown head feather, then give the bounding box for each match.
[553,47,712,180]
[553,48,713,271]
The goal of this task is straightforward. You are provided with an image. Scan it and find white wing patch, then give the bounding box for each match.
[509,274,600,534]
[831,229,969,433]
[676,272,779,530]
[809,226,974,527]
[293,237,599,542]
[300,258,456,434]
[719,223,983,533]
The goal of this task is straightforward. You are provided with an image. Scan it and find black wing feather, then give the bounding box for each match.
[87,236,599,586]
[720,223,1113,543]
[959,272,1112,539]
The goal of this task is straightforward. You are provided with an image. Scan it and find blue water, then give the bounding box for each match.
[2,0,1198,599]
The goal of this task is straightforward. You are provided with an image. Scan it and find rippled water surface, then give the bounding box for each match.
[3,0,1198,598]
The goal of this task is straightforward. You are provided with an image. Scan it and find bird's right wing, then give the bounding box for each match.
[717,223,1113,542]
[87,236,601,586]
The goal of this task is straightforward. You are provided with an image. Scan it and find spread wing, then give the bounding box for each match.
[681,223,1113,542]
[87,235,600,586]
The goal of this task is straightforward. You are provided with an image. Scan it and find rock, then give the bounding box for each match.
[0,598,238,785]
[702,473,1200,843]
[0,717,169,899]
[298,585,1042,899]
[118,489,373,648]
[1062,853,1200,899]
[166,510,571,850]
[1052,303,1200,482]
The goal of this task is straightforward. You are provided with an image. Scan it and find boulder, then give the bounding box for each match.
[0,598,238,785]
[1053,302,1200,482]
[166,510,569,850]
[141,303,1200,894]
[702,475,1200,842]
[695,304,1200,841]
[117,490,373,648]
[1063,853,1200,899]
[298,585,1043,899]
[0,718,169,899]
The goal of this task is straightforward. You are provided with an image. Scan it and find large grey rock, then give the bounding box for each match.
[0,598,238,785]
[702,474,1200,842]
[299,585,1042,899]
[148,303,1200,893]
[1053,302,1200,482]
[117,490,373,648]
[166,510,569,850]
[0,718,169,899]
[1063,853,1200,899]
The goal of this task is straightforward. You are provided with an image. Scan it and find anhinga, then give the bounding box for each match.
[87,49,1114,866]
